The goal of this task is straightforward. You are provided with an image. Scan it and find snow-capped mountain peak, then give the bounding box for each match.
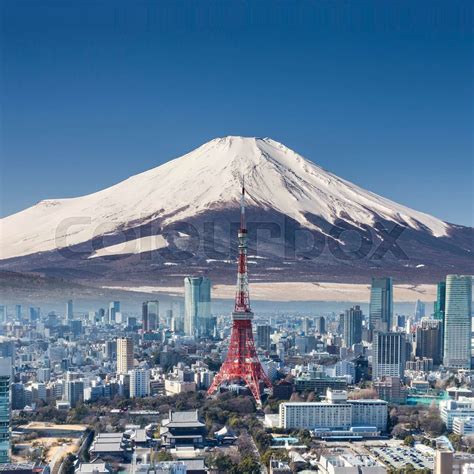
[0,136,453,260]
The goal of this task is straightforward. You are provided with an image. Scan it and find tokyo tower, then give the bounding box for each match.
[207,183,272,405]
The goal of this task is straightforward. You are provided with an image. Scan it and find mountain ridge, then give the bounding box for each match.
[0,136,472,285]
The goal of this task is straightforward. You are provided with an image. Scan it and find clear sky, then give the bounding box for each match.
[1,1,472,226]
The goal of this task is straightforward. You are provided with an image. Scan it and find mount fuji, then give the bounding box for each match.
[0,137,472,288]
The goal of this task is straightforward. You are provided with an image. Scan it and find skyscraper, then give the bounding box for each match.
[434,281,447,359]
[414,300,425,321]
[184,277,211,337]
[257,325,272,351]
[66,299,73,320]
[0,307,5,324]
[443,275,472,369]
[117,337,134,374]
[372,331,406,380]
[369,277,393,332]
[0,358,11,464]
[14,305,21,321]
[343,305,363,348]
[108,301,120,324]
[29,307,40,322]
[316,316,326,334]
[171,301,185,333]
[415,319,443,366]
[434,281,446,321]
[142,300,159,332]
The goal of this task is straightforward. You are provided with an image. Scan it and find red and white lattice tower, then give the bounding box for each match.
[207,183,272,405]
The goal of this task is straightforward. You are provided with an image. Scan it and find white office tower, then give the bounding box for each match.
[443,275,473,369]
[129,369,150,398]
[117,337,134,374]
[184,277,211,337]
[372,331,406,380]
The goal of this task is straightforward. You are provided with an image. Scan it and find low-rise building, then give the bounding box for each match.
[164,378,196,396]
[317,450,385,474]
[373,376,408,404]
[89,433,131,461]
[279,389,387,432]
[160,410,206,449]
[440,397,474,431]
[453,416,474,436]
[295,368,347,394]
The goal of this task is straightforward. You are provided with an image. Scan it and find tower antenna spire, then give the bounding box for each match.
[240,175,246,231]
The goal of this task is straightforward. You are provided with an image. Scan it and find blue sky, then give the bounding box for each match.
[1,1,472,225]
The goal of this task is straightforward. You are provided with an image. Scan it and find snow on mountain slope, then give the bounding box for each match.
[0,136,451,260]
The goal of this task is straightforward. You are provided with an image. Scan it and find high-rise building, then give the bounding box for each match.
[414,300,425,321]
[257,325,272,351]
[142,300,159,332]
[129,369,150,398]
[66,300,73,320]
[443,275,472,369]
[0,307,5,324]
[103,340,117,360]
[108,301,120,324]
[0,342,14,364]
[14,305,21,321]
[372,332,406,380]
[29,307,40,322]
[184,277,211,337]
[415,319,442,366]
[302,317,311,335]
[70,320,82,338]
[171,301,184,333]
[433,281,446,359]
[434,281,446,321]
[117,337,134,374]
[343,306,363,348]
[316,316,326,334]
[369,277,393,332]
[0,358,11,464]
[65,378,84,408]
[165,309,173,327]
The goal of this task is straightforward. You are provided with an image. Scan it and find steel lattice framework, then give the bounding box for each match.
[207,184,272,404]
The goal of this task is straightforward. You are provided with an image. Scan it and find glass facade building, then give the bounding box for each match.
[184,277,211,337]
[343,305,363,348]
[369,277,393,332]
[443,275,472,369]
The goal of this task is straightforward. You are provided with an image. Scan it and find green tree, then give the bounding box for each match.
[234,456,260,474]
[206,453,235,472]
[154,451,173,462]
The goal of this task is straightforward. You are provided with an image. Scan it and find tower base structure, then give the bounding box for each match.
[207,312,272,405]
